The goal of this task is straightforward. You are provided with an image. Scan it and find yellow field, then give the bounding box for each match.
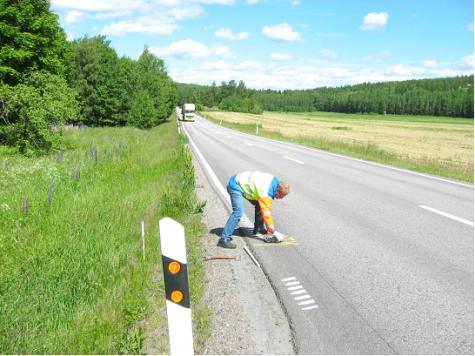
[204,111,474,176]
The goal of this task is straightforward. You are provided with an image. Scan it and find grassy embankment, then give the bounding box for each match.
[202,111,474,182]
[0,120,210,354]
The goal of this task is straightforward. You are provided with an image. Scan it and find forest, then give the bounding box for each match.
[0,0,176,154]
[178,75,474,118]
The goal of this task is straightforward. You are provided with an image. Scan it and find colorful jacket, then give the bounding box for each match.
[230,171,280,233]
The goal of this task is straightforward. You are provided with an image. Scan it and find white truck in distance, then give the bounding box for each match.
[181,103,196,122]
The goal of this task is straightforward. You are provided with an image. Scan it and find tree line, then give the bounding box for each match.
[0,0,176,155]
[179,75,473,118]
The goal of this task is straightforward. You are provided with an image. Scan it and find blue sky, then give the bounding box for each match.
[51,0,474,89]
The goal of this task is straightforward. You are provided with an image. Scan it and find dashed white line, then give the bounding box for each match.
[284,156,304,164]
[243,141,253,146]
[294,295,311,301]
[282,277,319,312]
[285,281,300,286]
[281,277,296,282]
[419,205,474,227]
[301,305,319,311]
[299,299,316,306]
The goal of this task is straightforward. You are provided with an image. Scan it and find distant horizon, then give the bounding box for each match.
[52,0,474,90]
[175,73,474,91]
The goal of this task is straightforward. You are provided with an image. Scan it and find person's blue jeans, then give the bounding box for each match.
[220,185,244,241]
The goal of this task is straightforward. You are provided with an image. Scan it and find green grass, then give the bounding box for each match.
[0,121,210,354]
[201,112,473,182]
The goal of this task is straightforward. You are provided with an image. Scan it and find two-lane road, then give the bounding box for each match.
[182,115,474,354]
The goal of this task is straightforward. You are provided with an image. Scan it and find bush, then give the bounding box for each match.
[0,72,79,155]
[127,91,156,128]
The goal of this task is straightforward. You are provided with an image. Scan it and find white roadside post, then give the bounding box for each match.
[256,122,259,135]
[159,217,194,355]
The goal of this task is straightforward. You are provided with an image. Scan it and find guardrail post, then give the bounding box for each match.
[159,217,194,355]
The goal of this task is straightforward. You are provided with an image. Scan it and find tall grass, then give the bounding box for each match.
[0,121,209,353]
[202,113,473,182]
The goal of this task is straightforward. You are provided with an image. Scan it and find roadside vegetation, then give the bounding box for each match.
[0,121,210,353]
[201,111,474,182]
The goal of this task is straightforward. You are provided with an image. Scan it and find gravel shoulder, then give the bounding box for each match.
[192,152,295,355]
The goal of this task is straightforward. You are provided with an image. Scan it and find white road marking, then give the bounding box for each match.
[419,205,474,227]
[288,285,303,291]
[243,141,253,146]
[285,281,300,286]
[200,115,473,189]
[291,289,307,295]
[301,305,319,311]
[284,156,304,164]
[281,277,296,282]
[294,295,311,301]
[299,299,316,306]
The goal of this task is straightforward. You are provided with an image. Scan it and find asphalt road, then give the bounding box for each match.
[182,115,474,355]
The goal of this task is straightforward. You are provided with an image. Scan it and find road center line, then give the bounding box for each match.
[419,205,474,227]
[284,156,304,164]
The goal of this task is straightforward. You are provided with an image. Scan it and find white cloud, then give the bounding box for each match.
[289,0,301,5]
[270,53,292,61]
[361,12,389,31]
[201,60,230,70]
[102,16,178,35]
[246,0,260,4]
[462,54,474,69]
[214,27,249,40]
[168,5,203,20]
[52,0,140,12]
[150,39,233,59]
[386,64,425,76]
[236,61,262,70]
[320,48,336,58]
[363,50,392,62]
[262,23,302,42]
[65,10,85,23]
[467,22,474,31]
[423,60,438,68]
[53,0,235,10]
[94,11,134,19]
[169,57,475,90]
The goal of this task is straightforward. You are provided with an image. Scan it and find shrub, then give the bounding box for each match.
[0,72,79,154]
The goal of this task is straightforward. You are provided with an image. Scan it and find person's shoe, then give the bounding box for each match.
[217,239,237,249]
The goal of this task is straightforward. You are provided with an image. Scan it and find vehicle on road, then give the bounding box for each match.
[175,106,182,119]
[181,103,196,121]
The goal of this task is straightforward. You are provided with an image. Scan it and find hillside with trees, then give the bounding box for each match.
[178,75,474,118]
[0,0,177,155]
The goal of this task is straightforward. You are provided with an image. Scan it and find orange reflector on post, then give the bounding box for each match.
[168,261,181,274]
[171,290,184,303]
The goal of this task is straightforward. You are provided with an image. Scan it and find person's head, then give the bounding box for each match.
[275,182,290,199]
